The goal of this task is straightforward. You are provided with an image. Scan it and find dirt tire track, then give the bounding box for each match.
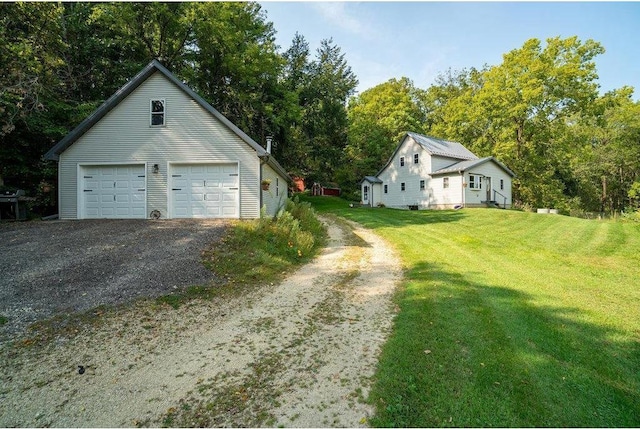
[0,215,401,427]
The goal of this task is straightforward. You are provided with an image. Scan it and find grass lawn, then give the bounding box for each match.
[303,195,640,427]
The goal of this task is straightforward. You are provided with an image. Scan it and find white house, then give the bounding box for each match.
[44,60,289,220]
[361,132,515,209]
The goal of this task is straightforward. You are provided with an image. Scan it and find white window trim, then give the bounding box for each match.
[414,153,419,164]
[401,182,406,191]
[443,177,449,189]
[150,99,166,127]
[400,156,405,167]
[469,174,483,190]
[420,179,425,190]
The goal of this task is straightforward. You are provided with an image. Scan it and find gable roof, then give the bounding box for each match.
[361,175,383,184]
[375,132,478,177]
[432,156,516,177]
[44,60,290,181]
[407,132,478,160]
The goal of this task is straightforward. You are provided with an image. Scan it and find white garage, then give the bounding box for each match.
[81,164,146,219]
[44,60,290,219]
[170,163,239,218]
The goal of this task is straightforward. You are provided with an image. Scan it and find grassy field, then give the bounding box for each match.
[303,195,640,427]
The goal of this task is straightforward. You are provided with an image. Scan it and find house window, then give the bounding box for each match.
[400,156,405,167]
[363,185,369,200]
[401,182,406,191]
[276,178,279,196]
[420,180,425,190]
[414,154,419,164]
[384,184,388,194]
[443,177,449,189]
[150,99,165,126]
[500,179,504,190]
[469,174,483,190]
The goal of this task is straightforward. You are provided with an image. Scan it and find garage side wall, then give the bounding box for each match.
[58,72,261,219]
[261,164,288,217]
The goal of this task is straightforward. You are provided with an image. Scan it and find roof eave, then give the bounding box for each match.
[44,59,269,161]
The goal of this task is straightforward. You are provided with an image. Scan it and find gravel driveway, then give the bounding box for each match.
[0,219,229,340]
[0,216,402,427]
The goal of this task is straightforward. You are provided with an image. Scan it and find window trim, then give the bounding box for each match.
[500,179,504,191]
[401,182,406,192]
[400,156,405,167]
[150,99,166,127]
[414,153,419,164]
[384,184,388,194]
[469,174,483,190]
[443,177,449,189]
[419,179,425,190]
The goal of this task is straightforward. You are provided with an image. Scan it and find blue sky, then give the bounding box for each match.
[259,1,640,99]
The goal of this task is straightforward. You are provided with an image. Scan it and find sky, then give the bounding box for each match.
[259,1,640,99]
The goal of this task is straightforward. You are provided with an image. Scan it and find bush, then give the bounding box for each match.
[202,197,327,287]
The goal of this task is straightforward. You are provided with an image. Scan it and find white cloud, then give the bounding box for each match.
[310,2,375,39]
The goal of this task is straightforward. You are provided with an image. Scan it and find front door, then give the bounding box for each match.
[485,177,492,202]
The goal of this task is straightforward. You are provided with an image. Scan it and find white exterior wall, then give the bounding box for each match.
[464,162,513,208]
[430,174,464,209]
[261,163,288,217]
[58,72,261,219]
[377,137,433,209]
[360,180,382,206]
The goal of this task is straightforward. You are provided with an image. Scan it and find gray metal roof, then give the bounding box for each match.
[373,132,479,178]
[407,132,478,160]
[43,60,290,182]
[362,176,383,184]
[432,156,516,177]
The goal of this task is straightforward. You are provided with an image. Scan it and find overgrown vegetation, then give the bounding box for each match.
[201,197,326,288]
[306,196,640,427]
[154,198,326,311]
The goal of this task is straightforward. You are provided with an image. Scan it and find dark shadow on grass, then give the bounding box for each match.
[370,261,640,427]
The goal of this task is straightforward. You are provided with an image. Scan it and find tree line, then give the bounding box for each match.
[1,2,638,216]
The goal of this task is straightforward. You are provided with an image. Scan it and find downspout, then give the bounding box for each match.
[258,136,273,217]
[460,171,465,208]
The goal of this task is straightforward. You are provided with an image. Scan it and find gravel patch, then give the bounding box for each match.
[0,219,230,340]
[0,216,402,427]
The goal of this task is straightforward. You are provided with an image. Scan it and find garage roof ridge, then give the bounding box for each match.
[43,60,290,181]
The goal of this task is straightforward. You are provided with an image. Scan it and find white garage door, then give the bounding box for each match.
[171,163,239,218]
[82,165,146,219]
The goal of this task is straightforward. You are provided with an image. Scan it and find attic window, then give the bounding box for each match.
[414,154,419,164]
[400,156,405,167]
[150,99,165,126]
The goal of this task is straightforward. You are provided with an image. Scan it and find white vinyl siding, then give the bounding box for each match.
[261,163,288,216]
[377,136,433,209]
[430,174,463,208]
[58,72,261,219]
[464,162,513,208]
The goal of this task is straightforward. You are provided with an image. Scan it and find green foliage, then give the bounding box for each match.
[410,37,638,214]
[343,77,428,192]
[203,197,326,286]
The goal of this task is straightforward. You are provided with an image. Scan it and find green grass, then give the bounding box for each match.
[302,195,640,427]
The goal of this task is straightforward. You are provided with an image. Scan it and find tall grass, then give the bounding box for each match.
[202,197,326,288]
[303,195,640,427]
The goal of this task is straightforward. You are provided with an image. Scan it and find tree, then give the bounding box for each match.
[425,37,605,209]
[302,38,358,184]
[343,77,427,190]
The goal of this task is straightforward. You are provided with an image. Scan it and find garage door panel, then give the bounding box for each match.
[82,165,146,219]
[171,163,238,218]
